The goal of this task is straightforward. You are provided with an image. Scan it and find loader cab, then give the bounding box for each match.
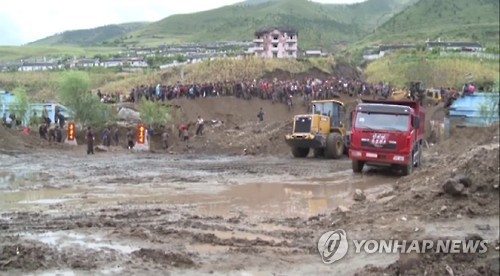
[312,100,345,129]
[425,89,441,105]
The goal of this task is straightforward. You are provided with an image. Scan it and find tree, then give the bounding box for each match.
[494,79,500,91]
[57,71,110,128]
[478,91,499,126]
[138,100,172,129]
[9,87,30,126]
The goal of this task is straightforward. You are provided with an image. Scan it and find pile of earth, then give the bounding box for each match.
[80,94,361,155]
[378,124,500,222]
[436,125,500,156]
[295,124,499,275]
[261,62,361,81]
[155,120,294,156]
[147,94,361,155]
[0,127,54,154]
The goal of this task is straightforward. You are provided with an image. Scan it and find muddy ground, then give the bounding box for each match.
[0,96,499,275]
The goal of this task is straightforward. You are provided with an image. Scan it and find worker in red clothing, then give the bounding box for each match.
[178,124,188,138]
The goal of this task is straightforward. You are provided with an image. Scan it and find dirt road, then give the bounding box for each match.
[0,151,393,274]
[1,134,499,275]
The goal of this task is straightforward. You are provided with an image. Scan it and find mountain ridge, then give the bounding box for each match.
[365,0,499,46]
[27,0,498,50]
[118,0,417,50]
[28,0,416,49]
[28,22,148,46]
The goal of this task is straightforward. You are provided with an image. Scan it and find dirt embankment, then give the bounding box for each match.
[1,92,363,157]
[0,127,65,155]
[65,94,360,156]
[0,94,463,157]
[303,124,500,275]
[261,62,361,81]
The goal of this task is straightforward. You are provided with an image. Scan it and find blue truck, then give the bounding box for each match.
[1,90,72,126]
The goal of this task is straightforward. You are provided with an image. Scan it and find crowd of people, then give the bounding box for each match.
[2,73,486,156]
[96,77,396,109]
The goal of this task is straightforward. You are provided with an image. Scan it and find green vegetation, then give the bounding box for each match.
[10,87,30,124]
[3,0,497,62]
[0,70,130,101]
[138,100,172,129]
[478,91,499,125]
[364,51,500,89]
[146,55,187,68]
[108,0,416,50]
[57,72,111,127]
[0,46,121,62]
[366,0,500,46]
[494,79,500,91]
[29,22,148,47]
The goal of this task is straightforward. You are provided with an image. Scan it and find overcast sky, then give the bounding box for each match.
[0,0,366,46]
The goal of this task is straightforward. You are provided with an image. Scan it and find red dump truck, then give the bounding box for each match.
[349,99,426,175]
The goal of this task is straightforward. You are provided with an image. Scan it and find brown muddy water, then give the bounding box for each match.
[2,152,496,275]
[0,152,394,218]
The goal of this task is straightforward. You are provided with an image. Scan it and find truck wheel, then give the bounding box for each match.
[292,147,309,158]
[325,133,344,159]
[415,143,422,168]
[313,148,324,158]
[401,151,414,176]
[352,160,364,173]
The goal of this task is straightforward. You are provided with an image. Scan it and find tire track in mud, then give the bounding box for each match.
[0,207,320,273]
[0,152,398,274]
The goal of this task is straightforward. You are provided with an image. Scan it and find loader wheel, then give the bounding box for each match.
[352,160,364,173]
[292,147,309,158]
[313,148,324,158]
[325,133,344,159]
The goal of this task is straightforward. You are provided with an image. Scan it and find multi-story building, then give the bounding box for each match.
[253,28,298,58]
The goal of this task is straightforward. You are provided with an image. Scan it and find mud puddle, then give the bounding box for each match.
[192,228,287,243]
[0,166,393,219]
[187,172,393,219]
[20,230,139,254]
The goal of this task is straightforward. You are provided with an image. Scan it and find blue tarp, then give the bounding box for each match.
[448,92,500,127]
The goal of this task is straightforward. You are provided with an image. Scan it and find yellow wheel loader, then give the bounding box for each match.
[285,99,350,159]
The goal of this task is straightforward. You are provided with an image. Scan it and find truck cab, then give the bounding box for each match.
[349,99,425,176]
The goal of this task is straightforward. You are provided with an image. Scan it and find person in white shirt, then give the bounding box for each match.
[196,116,204,136]
[5,116,12,128]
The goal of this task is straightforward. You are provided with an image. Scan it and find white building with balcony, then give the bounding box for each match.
[253,28,298,59]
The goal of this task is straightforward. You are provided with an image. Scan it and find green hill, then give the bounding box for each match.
[29,22,148,46]
[324,0,417,32]
[367,0,500,46]
[120,0,417,50]
[24,0,498,51]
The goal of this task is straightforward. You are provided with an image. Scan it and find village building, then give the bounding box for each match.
[253,28,298,59]
[426,41,484,52]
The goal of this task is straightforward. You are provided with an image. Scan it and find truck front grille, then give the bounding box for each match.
[361,140,397,149]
